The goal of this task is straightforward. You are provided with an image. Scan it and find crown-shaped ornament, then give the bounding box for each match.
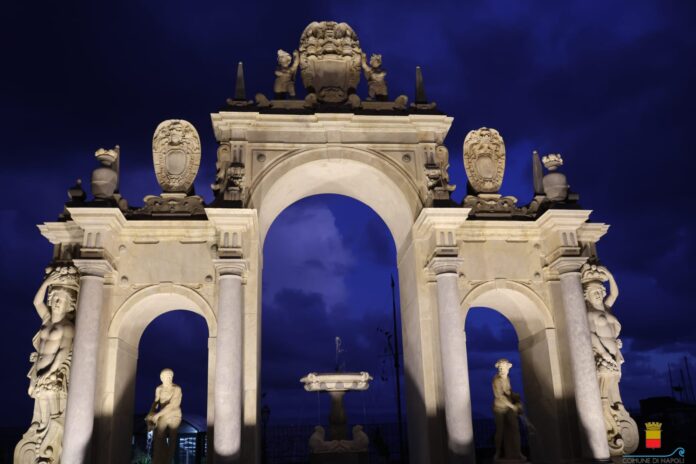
[95,146,119,165]
[645,422,662,431]
[542,153,563,171]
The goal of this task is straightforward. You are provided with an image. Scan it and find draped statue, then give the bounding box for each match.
[492,359,527,462]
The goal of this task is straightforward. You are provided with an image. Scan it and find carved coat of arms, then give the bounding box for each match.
[298,21,363,103]
[463,127,506,194]
[152,120,201,193]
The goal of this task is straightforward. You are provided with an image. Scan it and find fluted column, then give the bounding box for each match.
[213,259,247,464]
[430,257,475,464]
[62,259,113,464]
[551,257,611,462]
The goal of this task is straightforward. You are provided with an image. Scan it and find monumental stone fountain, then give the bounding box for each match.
[301,371,372,463]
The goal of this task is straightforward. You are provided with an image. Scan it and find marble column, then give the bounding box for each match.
[62,259,113,464]
[430,257,475,464]
[553,257,611,462]
[213,259,246,464]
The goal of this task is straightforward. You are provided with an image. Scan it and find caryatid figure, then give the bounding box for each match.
[146,368,183,464]
[492,358,527,462]
[582,263,638,455]
[14,265,80,464]
[274,49,300,99]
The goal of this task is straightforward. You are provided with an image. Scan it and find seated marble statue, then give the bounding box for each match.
[146,368,183,464]
[492,358,526,462]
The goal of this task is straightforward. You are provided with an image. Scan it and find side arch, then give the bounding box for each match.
[248,146,423,251]
[96,284,217,464]
[461,280,566,464]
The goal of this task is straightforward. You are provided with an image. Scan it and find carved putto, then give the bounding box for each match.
[463,127,506,194]
[274,49,299,98]
[582,263,639,455]
[152,120,201,193]
[15,265,80,464]
[361,52,387,100]
[298,21,363,103]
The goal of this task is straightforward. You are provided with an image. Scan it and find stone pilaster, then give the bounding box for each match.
[212,259,247,464]
[429,256,475,464]
[61,259,113,464]
[550,256,611,462]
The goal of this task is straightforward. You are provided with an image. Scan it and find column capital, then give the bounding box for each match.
[428,256,463,276]
[72,259,114,278]
[547,256,588,276]
[213,258,248,277]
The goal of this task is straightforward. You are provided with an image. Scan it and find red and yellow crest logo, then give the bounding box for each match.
[645,422,662,449]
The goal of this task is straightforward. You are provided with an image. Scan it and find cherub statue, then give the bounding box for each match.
[274,49,300,99]
[361,53,388,100]
[15,265,79,464]
[146,368,183,464]
[492,359,526,462]
[582,263,638,455]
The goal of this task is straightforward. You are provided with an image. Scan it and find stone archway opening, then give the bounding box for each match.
[464,307,527,456]
[462,282,565,464]
[97,285,217,464]
[132,310,209,462]
[260,194,408,462]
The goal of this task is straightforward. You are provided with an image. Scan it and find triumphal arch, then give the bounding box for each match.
[15,21,638,464]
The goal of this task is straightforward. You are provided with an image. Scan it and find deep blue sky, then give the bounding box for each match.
[1,0,695,433]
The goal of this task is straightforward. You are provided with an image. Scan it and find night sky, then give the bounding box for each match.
[1,0,695,440]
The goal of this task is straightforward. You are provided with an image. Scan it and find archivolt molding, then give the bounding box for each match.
[107,283,217,347]
[460,279,553,340]
[246,145,423,205]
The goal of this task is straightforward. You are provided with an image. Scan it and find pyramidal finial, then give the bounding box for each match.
[235,61,246,100]
[415,66,427,104]
[532,150,544,195]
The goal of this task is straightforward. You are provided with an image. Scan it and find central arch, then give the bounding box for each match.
[96,284,217,464]
[248,145,445,460]
[248,146,423,251]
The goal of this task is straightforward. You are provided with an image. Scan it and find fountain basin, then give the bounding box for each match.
[300,372,372,392]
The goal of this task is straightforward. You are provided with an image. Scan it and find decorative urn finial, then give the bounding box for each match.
[91,146,119,199]
[541,153,569,201]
